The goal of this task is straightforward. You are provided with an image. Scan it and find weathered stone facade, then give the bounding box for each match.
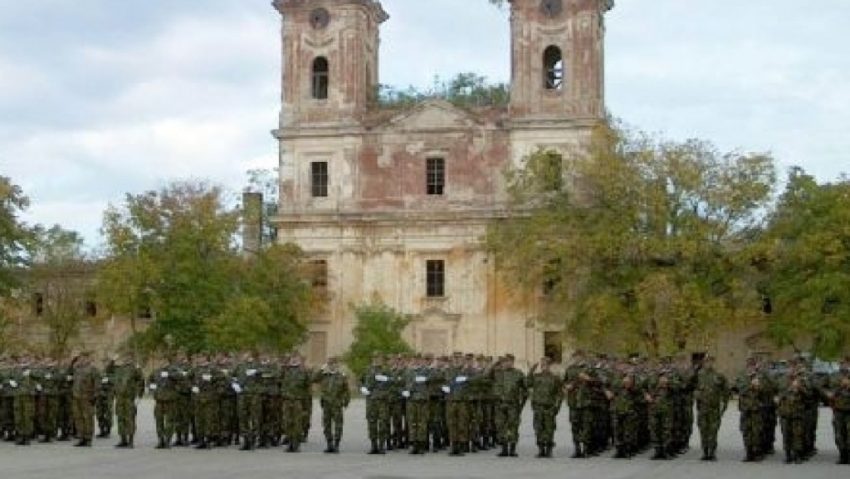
[271,0,611,366]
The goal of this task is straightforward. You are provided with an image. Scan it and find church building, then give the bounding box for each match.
[270,0,612,365]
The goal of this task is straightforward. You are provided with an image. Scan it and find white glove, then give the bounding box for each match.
[23,370,31,377]
[415,376,427,383]
[45,373,53,380]
[455,376,467,383]
[9,380,18,388]
[441,385,450,394]
[149,384,158,391]
[232,384,243,394]
[360,386,370,396]
[66,375,73,382]
[246,369,257,377]
[101,377,109,384]
[402,391,411,398]
[191,386,200,394]
[202,374,212,382]
[160,371,169,378]
[36,384,43,392]
[375,374,389,382]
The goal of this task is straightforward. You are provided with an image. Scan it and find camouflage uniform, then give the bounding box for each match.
[609,372,640,458]
[646,372,677,460]
[71,360,99,446]
[258,360,282,447]
[694,362,729,460]
[829,369,850,465]
[404,362,432,454]
[233,359,262,450]
[361,363,393,454]
[527,363,562,458]
[314,362,350,453]
[738,374,765,461]
[149,364,179,448]
[280,362,312,451]
[12,364,36,445]
[95,361,116,437]
[113,361,145,447]
[492,358,527,457]
[192,363,222,449]
[777,380,807,463]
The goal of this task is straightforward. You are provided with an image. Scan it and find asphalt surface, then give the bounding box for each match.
[1,400,846,479]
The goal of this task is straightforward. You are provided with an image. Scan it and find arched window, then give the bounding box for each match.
[543,46,563,90]
[312,56,329,100]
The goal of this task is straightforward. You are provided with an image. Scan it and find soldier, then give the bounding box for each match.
[12,355,36,445]
[738,371,765,462]
[646,369,677,460]
[403,354,432,455]
[35,356,60,442]
[149,359,179,449]
[113,355,145,448]
[192,355,222,449]
[281,352,312,452]
[56,357,75,440]
[360,354,393,454]
[258,355,282,448]
[694,355,729,461]
[71,351,99,447]
[443,353,472,456]
[777,375,808,464]
[527,357,562,458]
[95,356,116,438]
[564,350,591,458]
[0,356,14,441]
[233,352,261,451]
[314,356,350,453]
[217,354,238,446]
[171,352,193,447]
[608,365,640,459]
[492,354,526,457]
[827,358,850,465]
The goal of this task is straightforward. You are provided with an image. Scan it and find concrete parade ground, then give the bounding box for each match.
[1,399,845,479]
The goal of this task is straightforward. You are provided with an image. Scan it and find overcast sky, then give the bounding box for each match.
[2,0,848,247]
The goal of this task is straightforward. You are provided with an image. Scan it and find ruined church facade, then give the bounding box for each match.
[271,0,611,366]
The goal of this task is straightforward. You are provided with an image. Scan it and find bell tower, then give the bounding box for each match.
[508,0,612,122]
[273,0,388,128]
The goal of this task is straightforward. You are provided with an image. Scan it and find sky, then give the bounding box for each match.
[1,0,848,247]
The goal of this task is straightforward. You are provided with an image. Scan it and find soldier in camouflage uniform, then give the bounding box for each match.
[149,360,178,448]
[71,352,99,447]
[695,355,729,461]
[361,354,393,454]
[216,354,238,446]
[56,358,75,440]
[232,352,261,451]
[777,374,808,464]
[314,356,350,453]
[428,356,449,451]
[738,370,765,462]
[403,354,432,454]
[827,357,850,465]
[607,365,640,458]
[281,353,312,452]
[113,355,145,448]
[564,351,591,458]
[171,353,193,447]
[492,354,526,457]
[646,367,678,460]
[527,357,562,458]
[192,355,222,449]
[11,355,36,445]
[258,355,282,448]
[35,357,60,442]
[0,357,14,441]
[95,356,116,438]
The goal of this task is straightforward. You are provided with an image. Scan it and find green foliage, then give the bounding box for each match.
[343,299,412,377]
[0,176,32,296]
[488,123,776,357]
[377,72,510,109]
[26,224,92,358]
[98,181,313,357]
[760,168,850,359]
[207,244,312,353]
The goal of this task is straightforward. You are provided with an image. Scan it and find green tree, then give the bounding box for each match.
[0,176,32,296]
[487,124,776,357]
[98,182,240,354]
[759,168,850,358]
[343,299,412,377]
[206,244,313,353]
[26,225,92,358]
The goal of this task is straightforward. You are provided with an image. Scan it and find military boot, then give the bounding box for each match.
[368,439,380,455]
[571,441,584,458]
[651,447,667,460]
[838,449,849,465]
[449,442,464,456]
[324,437,334,453]
[240,437,253,451]
[115,436,128,448]
[498,442,509,457]
[508,443,518,457]
[536,444,545,458]
[614,446,627,459]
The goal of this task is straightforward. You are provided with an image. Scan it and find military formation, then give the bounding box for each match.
[2,349,850,466]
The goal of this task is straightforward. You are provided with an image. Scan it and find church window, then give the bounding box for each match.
[426,158,445,195]
[426,260,445,298]
[543,46,563,90]
[312,56,329,100]
[311,161,329,198]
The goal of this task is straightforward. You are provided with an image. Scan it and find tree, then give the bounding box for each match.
[26,225,92,358]
[759,168,850,358]
[206,244,313,353]
[0,176,32,296]
[98,182,240,354]
[487,123,776,357]
[343,299,412,378]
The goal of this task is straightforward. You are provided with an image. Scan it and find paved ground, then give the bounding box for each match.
[1,400,846,479]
